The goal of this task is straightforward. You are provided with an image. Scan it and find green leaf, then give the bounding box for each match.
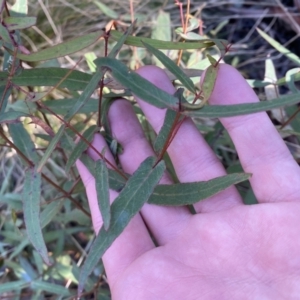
[151,10,171,68]
[95,57,178,108]
[78,157,165,294]
[64,70,104,121]
[37,124,65,172]
[23,167,51,265]
[0,23,11,43]
[80,153,126,192]
[93,0,118,19]
[4,16,36,30]
[40,199,64,229]
[182,64,220,109]
[66,125,97,174]
[11,0,28,15]
[95,159,111,230]
[84,52,97,72]
[285,68,300,93]
[31,280,71,296]
[13,32,103,62]
[0,85,12,113]
[257,28,300,66]
[9,122,39,165]
[143,41,196,93]
[154,109,178,154]
[108,22,135,59]
[148,173,250,205]
[110,30,222,50]
[207,54,217,66]
[202,64,219,102]
[0,110,28,122]
[183,93,300,118]
[0,68,92,90]
[0,280,28,294]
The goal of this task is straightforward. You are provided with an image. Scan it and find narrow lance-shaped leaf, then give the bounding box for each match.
[66,125,98,174]
[12,32,103,62]
[108,21,136,59]
[23,167,51,265]
[80,153,126,192]
[0,84,12,113]
[78,157,165,294]
[4,16,36,30]
[0,281,29,294]
[154,109,179,154]
[0,111,29,123]
[9,122,39,165]
[0,22,12,43]
[110,30,221,50]
[64,69,104,121]
[143,41,196,93]
[182,63,220,110]
[37,124,65,172]
[182,93,300,118]
[93,0,118,18]
[40,199,64,229]
[257,28,300,67]
[0,68,92,91]
[31,280,70,296]
[95,159,110,230]
[148,173,251,206]
[95,57,178,109]
[207,54,217,66]
[285,68,300,93]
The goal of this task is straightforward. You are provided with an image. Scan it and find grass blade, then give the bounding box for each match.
[23,167,51,265]
[257,28,300,66]
[13,32,103,62]
[143,41,196,93]
[148,173,250,205]
[93,0,118,19]
[183,93,300,118]
[78,157,165,294]
[95,159,111,230]
[95,57,178,108]
[66,125,97,174]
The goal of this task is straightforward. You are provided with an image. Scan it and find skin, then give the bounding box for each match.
[76,64,300,299]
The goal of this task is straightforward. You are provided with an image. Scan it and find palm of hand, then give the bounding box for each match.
[114,203,300,299]
[76,64,300,299]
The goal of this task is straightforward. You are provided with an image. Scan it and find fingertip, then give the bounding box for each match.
[206,64,259,105]
[86,133,116,167]
[136,65,175,95]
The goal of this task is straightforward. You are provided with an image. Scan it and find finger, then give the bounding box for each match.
[134,66,243,213]
[76,134,154,286]
[209,64,300,203]
[108,100,191,245]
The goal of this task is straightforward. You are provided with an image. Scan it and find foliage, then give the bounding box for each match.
[1,0,300,298]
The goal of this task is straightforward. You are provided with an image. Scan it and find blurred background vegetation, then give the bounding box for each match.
[1,0,300,298]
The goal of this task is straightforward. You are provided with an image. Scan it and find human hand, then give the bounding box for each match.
[76,64,300,299]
